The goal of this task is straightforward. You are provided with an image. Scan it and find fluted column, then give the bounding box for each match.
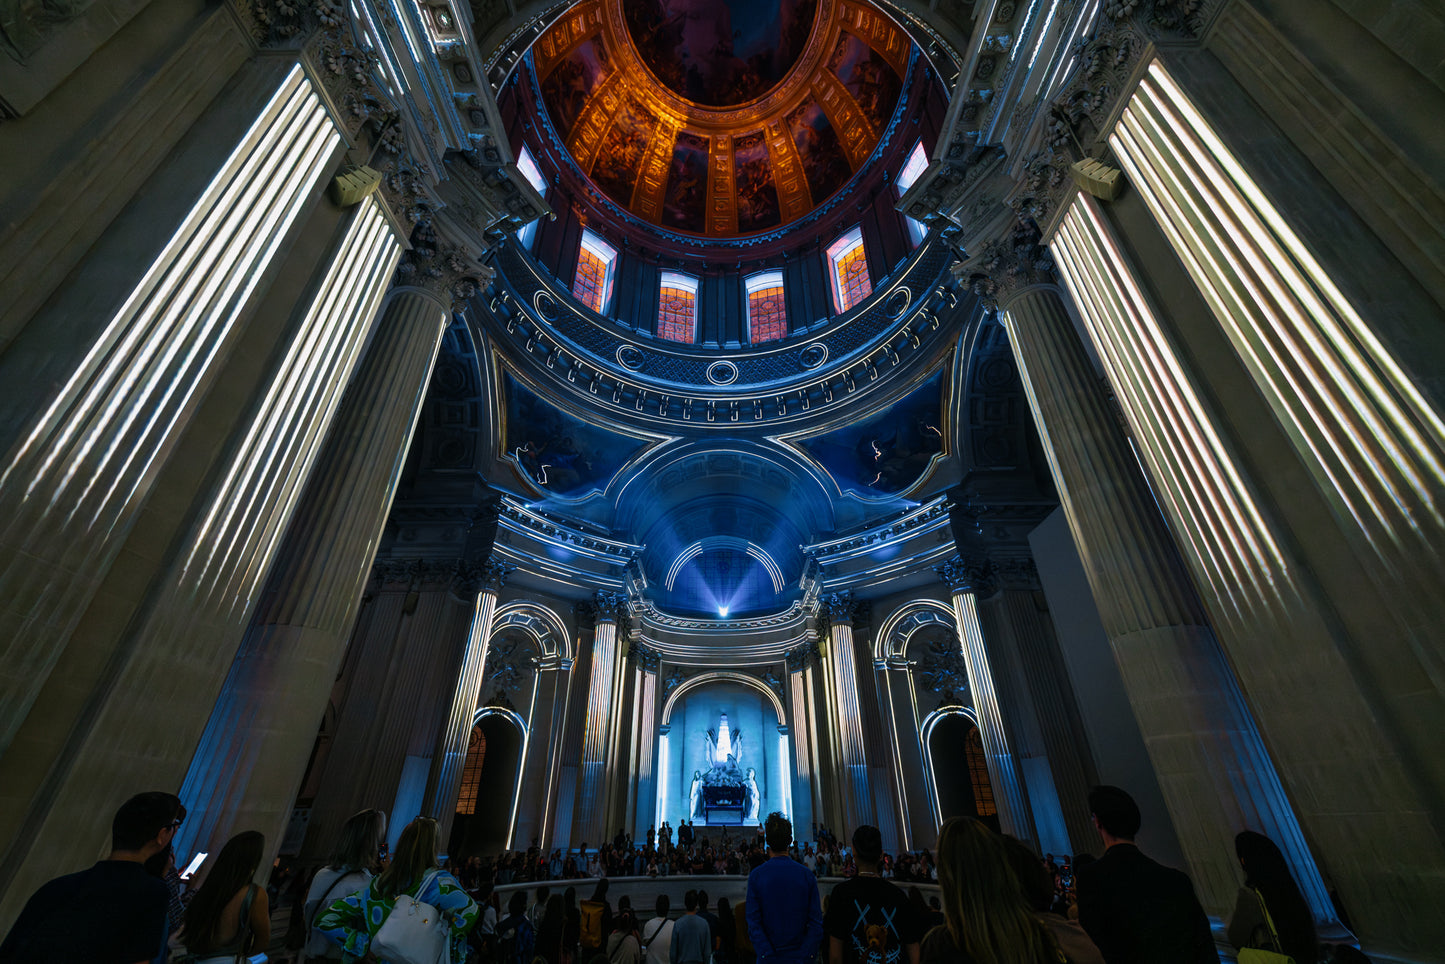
[1000,280,1331,917]
[784,643,818,842]
[934,558,1034,842]
[174,285,449,862]
[820,592,874,830]
[425,558,513,846]
[623,643,660,840]
[576,591,628,844]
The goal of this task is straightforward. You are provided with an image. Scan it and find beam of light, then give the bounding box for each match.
[718,605,729,618]
[1109,60,1445,570]
[1045,192,1288,620]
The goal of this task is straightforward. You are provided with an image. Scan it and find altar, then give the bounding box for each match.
[687,712,761,825]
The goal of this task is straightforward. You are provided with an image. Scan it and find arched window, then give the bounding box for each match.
[514,145,548,249]
[895,140,929,246]
[455,725,486,816]
[827,226,871,313]
[571,228,617,314]
[657,271,698,343]
[746,271,787,343]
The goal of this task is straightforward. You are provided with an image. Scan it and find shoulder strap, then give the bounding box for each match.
[1253,888,1284,953]
[311,869,360,927]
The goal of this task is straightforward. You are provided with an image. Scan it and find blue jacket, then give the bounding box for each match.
[745,856,824,964]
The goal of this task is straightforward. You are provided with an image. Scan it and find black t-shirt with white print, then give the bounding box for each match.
[824,875,922,964]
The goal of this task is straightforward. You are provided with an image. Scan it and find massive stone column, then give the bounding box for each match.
[820,592,875,831]
[174,284,449,863]
[624,643,661,841]
[300,560,474,858]
[575,591,629,845]
[425,558,513,847]
[876,654,933,851]
[785,641,822,840]
[998,278,1332,918]
[933,558,1034,843]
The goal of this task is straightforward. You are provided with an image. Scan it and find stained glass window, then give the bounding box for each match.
[454,724,486,816]
[896,140,929,245]
[827,227,871,313]
[965,724,997,817]
[571,229,616,314]
[657,271,698,343]
[515,146,547,249]
[746,271,787,343]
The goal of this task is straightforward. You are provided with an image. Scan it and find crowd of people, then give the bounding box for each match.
[0,785,1371,964]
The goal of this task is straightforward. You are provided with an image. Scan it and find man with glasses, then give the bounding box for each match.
[0,791,186,964]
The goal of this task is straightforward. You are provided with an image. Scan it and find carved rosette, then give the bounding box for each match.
[934,553,996,596]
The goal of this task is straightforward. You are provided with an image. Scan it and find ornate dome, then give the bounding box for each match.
[530,0,916,236]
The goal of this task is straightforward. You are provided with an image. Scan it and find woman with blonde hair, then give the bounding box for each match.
[920,817,1063,964]
[316,815,477,962]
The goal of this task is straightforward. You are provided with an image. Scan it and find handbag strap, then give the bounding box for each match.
[233,884,258,964]
[1253,887,1285,954]
[311,868,362,928]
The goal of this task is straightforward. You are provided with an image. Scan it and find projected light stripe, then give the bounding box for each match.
[663,541,786,592]
[0,64,340,746]
[180,197,399,612]
[1049,194,1287,618]
[1110,61,1445,563]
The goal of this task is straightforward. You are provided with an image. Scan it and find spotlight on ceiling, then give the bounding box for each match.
[718,605,729,618]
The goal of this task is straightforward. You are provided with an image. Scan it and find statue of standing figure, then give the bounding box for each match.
[744,767,761,822]
[689,769,703,820]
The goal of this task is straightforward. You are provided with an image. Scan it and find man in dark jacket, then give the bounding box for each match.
[1076,785,1216,964]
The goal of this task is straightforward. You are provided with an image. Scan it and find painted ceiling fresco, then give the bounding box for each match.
[503,373,650,498]
[795,368,946,496]
[624,0,818,107]
[531,0,911,237]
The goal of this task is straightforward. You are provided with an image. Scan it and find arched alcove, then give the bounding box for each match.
[450,709,527,857]
[657,676,790,829]
[924,710,998,833]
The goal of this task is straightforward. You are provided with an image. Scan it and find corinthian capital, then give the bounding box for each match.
[454,557,514,597]
[935,554,996,596]
[955,220,1056,309]
[821,591,858,624]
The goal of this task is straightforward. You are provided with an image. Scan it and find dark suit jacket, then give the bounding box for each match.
[1076,844,1216,964]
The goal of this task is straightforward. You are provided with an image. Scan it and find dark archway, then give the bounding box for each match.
[449,713,524,858]
[928,713,999,832]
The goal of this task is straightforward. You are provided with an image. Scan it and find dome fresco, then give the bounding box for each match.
[530,0,913,237]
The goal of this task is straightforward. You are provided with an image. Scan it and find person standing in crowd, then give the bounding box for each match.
[697,889,722,957]
[608,909,644,964]
[824,825,921,964]
[299,808,386,962]
[920,817,1062,964]
[497,890,537,964]
[1228,831,1319,964]
[179,830,271,964]
[0,791,184,964]
[533,884,553,931]
[1076,785,1214,964]
[1000,834,1104,964]
[315,816,477,962]
[746,812,823,964]
[672,890,713,964]
[643,894,675,964]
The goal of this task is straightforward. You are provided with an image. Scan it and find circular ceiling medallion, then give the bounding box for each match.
[706,360,740,385]
[534,290,560,320]
[617,344,646,370]
[884,286,912,318]
[799,342,828,369]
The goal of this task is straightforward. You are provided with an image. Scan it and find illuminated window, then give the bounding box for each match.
[571,229,617,314]
[455,724,486,816]
[515,145,547,249]
[827,227,872,313]
[657,271,698,343]
[745,271,788,343]
[965,725,997,817]
[895,141,929,246]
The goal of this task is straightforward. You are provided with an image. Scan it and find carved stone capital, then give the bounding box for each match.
[955,220,1057,309]
[393,223,494,309]
[785,640,822,672]
[935,553,996,596]
[628,641,662,673]
[820,591,858,625]
[453,557,514,597]
[592,590,630,626]
[993,557,1041,592]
